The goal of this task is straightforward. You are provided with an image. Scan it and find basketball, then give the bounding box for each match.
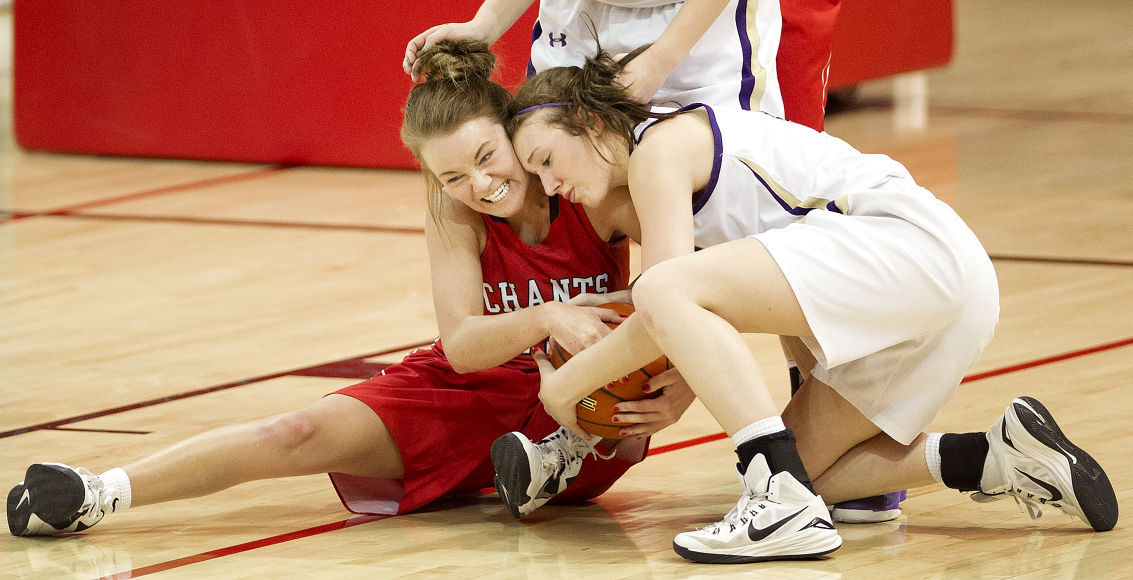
[548,302,671,439]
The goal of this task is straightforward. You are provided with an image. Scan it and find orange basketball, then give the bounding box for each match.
[548,302,671,439]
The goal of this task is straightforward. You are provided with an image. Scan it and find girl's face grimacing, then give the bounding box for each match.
[511,112,619,208]
[419,117,531,218]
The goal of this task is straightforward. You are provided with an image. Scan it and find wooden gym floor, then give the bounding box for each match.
[2,1,1131,577]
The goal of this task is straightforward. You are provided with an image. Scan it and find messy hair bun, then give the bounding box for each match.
[415,39,497,84]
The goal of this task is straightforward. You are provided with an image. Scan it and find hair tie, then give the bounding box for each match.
[513,102,574,118]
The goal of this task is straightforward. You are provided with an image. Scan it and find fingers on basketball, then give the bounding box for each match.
[548,303,669,439]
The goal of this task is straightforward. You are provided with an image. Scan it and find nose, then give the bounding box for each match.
[470,170,492,193]
[537,171,560,197]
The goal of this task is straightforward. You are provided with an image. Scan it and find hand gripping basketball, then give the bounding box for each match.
[548,302,671,439]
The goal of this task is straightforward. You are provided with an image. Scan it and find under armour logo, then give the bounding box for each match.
[548,32,567,47]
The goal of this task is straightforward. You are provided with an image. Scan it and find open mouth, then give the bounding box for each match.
[482,181,509,203]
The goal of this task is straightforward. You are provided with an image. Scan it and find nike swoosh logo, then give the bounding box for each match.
[747,507,806,542]
[1016,468,1063,502]
[112,497,120,512]
[16,488,31,512]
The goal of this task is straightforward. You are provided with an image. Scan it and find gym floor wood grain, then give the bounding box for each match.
[2,1,1130,577]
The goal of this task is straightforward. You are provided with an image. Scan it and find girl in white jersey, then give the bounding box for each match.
[403,0,839,130]
[503,46,1118,564]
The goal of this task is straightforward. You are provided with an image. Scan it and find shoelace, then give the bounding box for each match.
[702,490,768,535]
[74,468,106,518]
[537,430,614,474]
[970,477,1069,522]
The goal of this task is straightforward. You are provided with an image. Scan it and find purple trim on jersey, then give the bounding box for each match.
[825,199,844,214]
[735,0,755,111]
[633,103,723,216]
[527,21,543,78]
[744,163,811,217]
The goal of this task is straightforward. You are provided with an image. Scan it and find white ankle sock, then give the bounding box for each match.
[731,416,787,447]
[98,468,133,513]
[925,433,944,485]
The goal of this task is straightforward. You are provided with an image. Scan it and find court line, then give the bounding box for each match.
[0,341,432,439]
[110,335,1132,577]
[127,514,388,577]
[0,164,292,224]
[988,254,1133,268]
[27,211,426,235]
[7,209,1133,268]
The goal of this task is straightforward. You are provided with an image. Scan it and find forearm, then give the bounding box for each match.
[544,315,664,408]
[646,0,732,71]
[441,301,560,373]
[469,0,537,43]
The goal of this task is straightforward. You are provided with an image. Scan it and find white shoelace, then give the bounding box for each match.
[537,430,614,474]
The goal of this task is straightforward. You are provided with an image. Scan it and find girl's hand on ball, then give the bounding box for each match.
[611,369,695,437]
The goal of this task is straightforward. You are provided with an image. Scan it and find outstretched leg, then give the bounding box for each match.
[8,394,401,536]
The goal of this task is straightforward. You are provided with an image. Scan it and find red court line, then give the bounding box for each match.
[0,340,433,439]
[961,337,1133,383]
[2,164,292,223]
[115,335,1131,576]
[124,514,388,578]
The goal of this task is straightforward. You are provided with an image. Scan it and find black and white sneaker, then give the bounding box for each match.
[8,463,109,536]
[490,427,607,518]
[672,454,841,563]
[974,396,1118,531]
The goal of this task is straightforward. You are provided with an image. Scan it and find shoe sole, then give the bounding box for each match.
[7,464,85,536]
[491,433,533,519]
[672,531,842,564]
[1012,397,1118,532]
[831,507,901,524]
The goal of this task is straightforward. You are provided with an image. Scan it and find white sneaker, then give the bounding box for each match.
[7,463,109,536]
[673,455,842,563]
[974,396,1118,531]
[490,427,609,518]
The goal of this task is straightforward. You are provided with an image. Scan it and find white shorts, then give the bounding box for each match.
[757,184,1000,444]
[529,0,784,114]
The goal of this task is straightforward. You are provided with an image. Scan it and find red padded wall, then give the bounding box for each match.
[827,0,953,90]
[13,1,538,169]
[13,1,950,167]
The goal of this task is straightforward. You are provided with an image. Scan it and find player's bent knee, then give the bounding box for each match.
[255,411,320,453]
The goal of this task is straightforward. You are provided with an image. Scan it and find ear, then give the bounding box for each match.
[585,112,606,138]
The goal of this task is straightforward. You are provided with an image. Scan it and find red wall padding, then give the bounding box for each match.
[14,1,949,168]
[13,1,537,169]
[827,0,953,90]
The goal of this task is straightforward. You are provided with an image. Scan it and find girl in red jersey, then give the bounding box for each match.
[6,41,694,537]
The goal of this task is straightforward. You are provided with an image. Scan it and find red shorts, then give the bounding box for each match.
[327,342,647,515]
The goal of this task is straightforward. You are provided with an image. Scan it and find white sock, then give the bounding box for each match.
[731,416,787,447]
[98,468,133,513]
[925,433,944,485]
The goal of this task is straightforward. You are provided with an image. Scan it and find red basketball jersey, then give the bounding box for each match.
[479,196,630,315]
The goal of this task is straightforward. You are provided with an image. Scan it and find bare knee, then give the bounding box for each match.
[632,260,697,332]
[254,410,320,453]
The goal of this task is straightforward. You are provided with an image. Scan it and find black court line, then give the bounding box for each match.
[0,339,434,440]
[0,164,293,225]
[988,254,1133,268]
[26,211,426,235]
